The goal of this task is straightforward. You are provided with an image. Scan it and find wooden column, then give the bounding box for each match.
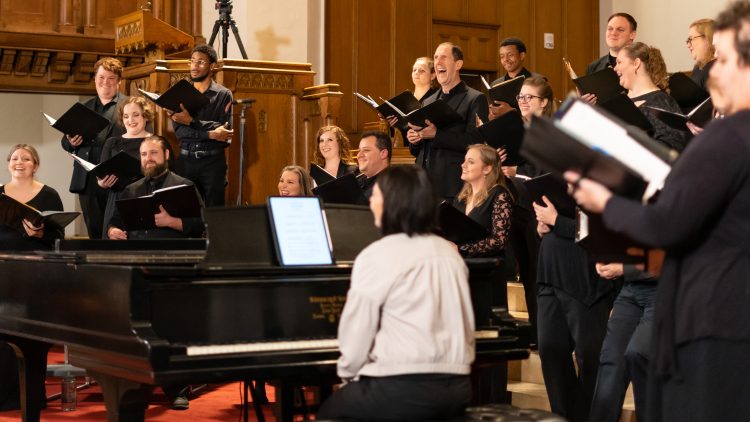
[58,0,77,34]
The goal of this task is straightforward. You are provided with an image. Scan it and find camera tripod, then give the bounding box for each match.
[208,0,248,59]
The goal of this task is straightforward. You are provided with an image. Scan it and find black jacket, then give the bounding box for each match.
[409,81,489,199]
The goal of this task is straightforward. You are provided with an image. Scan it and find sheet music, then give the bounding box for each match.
[268,197,334,266]
[557,101,671,200]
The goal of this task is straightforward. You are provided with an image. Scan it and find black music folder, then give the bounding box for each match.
[484,75,525,110]
[668,72,709,110]
[477,110,525,165]
[309,163,337,185]
[355,91,422,131]
[598,93,654,134]
[114,184,203,231]
[138,79,209,115]
[385,99,464,129]
[0,194,80,230]
[520,103,672,201]
[312,173,368,205]
[645,96,714,131]
[576,211,646,264]
[573,67,624,102]
[42,103,109,141]
[70,151,142,190]
[436,201,489,245]
[523,173,577,218]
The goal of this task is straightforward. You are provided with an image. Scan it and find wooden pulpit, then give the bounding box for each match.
[114,10,194,62]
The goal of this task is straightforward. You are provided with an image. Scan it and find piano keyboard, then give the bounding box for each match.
[185,330,499,357]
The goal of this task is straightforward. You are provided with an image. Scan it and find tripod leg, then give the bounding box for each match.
[208,20,222,48]
[229,20,249,59]
[222,24,229,59]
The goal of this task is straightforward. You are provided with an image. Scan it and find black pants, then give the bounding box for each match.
[79,175,109,239]
[537,285,610,422]
[317,374,471,421]
[176,153,226,207]
[589,281,655,422]
[647,338,750,422]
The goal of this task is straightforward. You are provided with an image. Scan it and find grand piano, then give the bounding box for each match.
[0,204,530,422]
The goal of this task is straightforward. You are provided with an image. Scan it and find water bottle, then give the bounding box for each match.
[61,376,76,411]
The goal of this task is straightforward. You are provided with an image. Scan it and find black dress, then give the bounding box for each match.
[689,59,715,91]
[632,90,689,151]
[99,135,145,237]
[452,184,513,258]
[0,184,63,411]
[0,185,64,251]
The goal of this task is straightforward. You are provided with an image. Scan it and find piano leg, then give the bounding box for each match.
[88,370,153,422]
[5,338,52,422]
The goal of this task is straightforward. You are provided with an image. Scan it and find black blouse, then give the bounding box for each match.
[453,184,513,258]
[0,185,64,250]
[632,90,689,151]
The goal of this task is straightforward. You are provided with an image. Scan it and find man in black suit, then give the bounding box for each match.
[60,57,126,239]
[586,13,637,75]
[406,42,489,200]
[356,131,391,198]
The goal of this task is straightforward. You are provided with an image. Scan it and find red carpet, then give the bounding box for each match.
[0,347,314,421]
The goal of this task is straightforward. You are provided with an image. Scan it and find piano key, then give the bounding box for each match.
[185,330,501,357]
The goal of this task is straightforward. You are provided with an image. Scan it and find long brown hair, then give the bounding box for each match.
[280,165,314,197]
[620,42,669,91]
[313,125,354,167]
[456,144,507,206]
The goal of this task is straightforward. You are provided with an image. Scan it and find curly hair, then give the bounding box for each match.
[94,57,123,79]
[716,0,750,66]
[117,96,154,127]
[313,125,355,167]
[621,42,669,91]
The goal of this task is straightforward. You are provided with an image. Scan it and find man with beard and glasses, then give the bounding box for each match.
[167,44,233,206]
[106,135,204,242]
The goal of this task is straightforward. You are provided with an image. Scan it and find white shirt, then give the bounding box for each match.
[336,233,475,380]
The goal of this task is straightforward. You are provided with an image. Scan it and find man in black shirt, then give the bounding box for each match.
[60,57,127,239]
[491,37,544,85]
[168,44,233,207]
[106,136,203,241]
[356,131,391,198]
[407,42,489,199]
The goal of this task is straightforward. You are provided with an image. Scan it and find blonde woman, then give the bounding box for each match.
[452,144,512,258]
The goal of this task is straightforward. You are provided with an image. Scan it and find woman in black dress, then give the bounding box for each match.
[452,143,513,258]
[615,42,688,151]
[311,125,357,186]
[97,96,152,236]
[1,144,65,411]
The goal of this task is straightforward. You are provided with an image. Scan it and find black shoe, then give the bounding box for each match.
[171,393,189,410]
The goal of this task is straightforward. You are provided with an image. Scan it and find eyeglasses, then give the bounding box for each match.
[685,35,705,45]
[516,94,543,103]
[188,59,209,66]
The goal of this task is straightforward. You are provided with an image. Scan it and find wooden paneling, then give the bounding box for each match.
[0,0,56,32]
[393,0,432,99]
[326,0,600,135]
[432,0,466,22]
[433,23,499,72]
[467,0,502,26]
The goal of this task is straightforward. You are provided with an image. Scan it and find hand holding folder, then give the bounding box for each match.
[0,194,79,231]
[42,103,109,142]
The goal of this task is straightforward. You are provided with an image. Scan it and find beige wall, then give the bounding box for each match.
[599,0,730,72]
[0,93,83,236]
[201,0,325,84]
